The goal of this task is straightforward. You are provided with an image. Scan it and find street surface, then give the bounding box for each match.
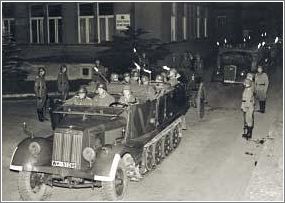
[2,66,283,201]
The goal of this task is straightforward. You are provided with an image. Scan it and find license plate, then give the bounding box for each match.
[52,160,76,169]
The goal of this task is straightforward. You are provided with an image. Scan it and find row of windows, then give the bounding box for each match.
[3,3,115,44]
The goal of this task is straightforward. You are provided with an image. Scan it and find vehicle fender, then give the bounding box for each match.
[92,145,126,182]
[10,137,53,171]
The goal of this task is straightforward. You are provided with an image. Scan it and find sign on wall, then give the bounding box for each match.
[116,14,131,30]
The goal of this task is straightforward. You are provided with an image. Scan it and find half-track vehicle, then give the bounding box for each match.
[10,81,189,201]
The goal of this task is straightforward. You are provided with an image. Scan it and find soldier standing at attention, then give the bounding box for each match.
[64,86,92,106]
[255,65,269,113]
[34,67,48,122]
[93,83,115,107]
[57,64,69,101]
[241,79,255,140]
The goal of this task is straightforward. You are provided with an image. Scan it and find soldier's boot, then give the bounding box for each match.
[242,126,248,138]
[262,101,266,113]
[247,126,253,140]
[37,109,44,122]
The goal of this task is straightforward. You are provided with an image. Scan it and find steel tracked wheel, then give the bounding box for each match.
[155,141,163,165]
[172,125,181,149]
[164,134,172,156]
[145,145,154,171]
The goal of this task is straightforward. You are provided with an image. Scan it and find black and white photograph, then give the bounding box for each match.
[1,0,283,201]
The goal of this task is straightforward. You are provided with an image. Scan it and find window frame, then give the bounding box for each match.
[47,5,62,44]
[2,18,15,36]
[30,17,44,44]
[98,15,114,42]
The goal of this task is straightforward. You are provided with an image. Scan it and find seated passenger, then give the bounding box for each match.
[154,74,171,95]
[168,68,180,86]
[93,83,115,107]
[64,86,92,106]
[119,85,137,104]
[110,73,120,83]
[122,73,131,84]
[141,75,157,100]
[130,71,139,84]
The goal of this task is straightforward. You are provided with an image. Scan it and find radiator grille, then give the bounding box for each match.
[223,65,237,83]
[52,131,83,169]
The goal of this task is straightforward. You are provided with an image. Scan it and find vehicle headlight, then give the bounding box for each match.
[240,72,245,76]
[29,142,41,157]
[82,147,96,162]
[216,70,220,75]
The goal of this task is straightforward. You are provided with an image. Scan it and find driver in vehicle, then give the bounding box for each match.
[64,86,93,106]
[93,83,115,107]
[110,73,120,83]
[118,85,137,104]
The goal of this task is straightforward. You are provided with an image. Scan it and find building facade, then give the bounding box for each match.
[2,2,214,81]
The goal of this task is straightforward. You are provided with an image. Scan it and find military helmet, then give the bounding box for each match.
[243,79,252,87]
[110,73,119,81]
[246,73,254,81]
[78,86,87,94]
[97,83,107,91]
[123,73,130,78]
[132,71,139,77]
[38,67,46,75]
[155,74,163,82]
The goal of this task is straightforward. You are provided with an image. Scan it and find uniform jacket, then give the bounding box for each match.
[93,93,115,107]
[64,96,93,106]
[255,72,269,100]
[57,72,69,92]
[34,76,47,98]
[241,86,255,112]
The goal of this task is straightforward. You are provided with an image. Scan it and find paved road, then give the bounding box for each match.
[2,66,282,201]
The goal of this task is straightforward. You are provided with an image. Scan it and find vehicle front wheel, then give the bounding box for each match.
[102,159,128,201]
[18,171,52,201]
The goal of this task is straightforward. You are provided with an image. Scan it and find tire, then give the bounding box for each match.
[18,171,52,201]
[102,159,128,201]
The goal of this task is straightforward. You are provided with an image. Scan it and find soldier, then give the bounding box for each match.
[119,85,137,104]
[34,67,48,122]
[241,79,255,140]
[130,71,139,84]
[141,75,157,100]
[140,52,150,69]
[168,68,180,86]
[64,86,93,106]
[110,73,120,83]
[255,65,269,113]
[57,64,69,101]
[194,54,204,77]
[92,59,108,83]
[246,72,255,92]
[122,73,131,84]
[93,83,115,107]
[155,74,170,92]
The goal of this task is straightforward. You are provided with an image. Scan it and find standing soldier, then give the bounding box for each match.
[34,67,48,122]
[241,79,255,140]
[255,65,269,113]
[57,64,69,101]
[93,59,108,83]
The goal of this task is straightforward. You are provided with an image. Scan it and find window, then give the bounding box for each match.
[78,3,95,44]
[171,3,177,42]
[81,67,90,77]
[48,5,62,44]
[98,3,114,42]
[196,5,200,39]
[204,9,208,38]
[2,18,15,37]
[182,3,188,40]
[30,5,44,44]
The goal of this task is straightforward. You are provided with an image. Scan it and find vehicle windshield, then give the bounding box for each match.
[53,105,125,118]
[221,51,253,65]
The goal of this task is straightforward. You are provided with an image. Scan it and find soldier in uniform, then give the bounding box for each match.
[254,66,269,113]
[241,79,255,139]
[92,59,108,83]
[130,71,139,84]
[93,83,115,107]
[110,73,120,83]
[64,86,93,106]
[168,68,180,86]
[122,73,131,84]
[57,64,69,101]
[119,85,137,104]
[34,67,48,122]
[155,74,170,93]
